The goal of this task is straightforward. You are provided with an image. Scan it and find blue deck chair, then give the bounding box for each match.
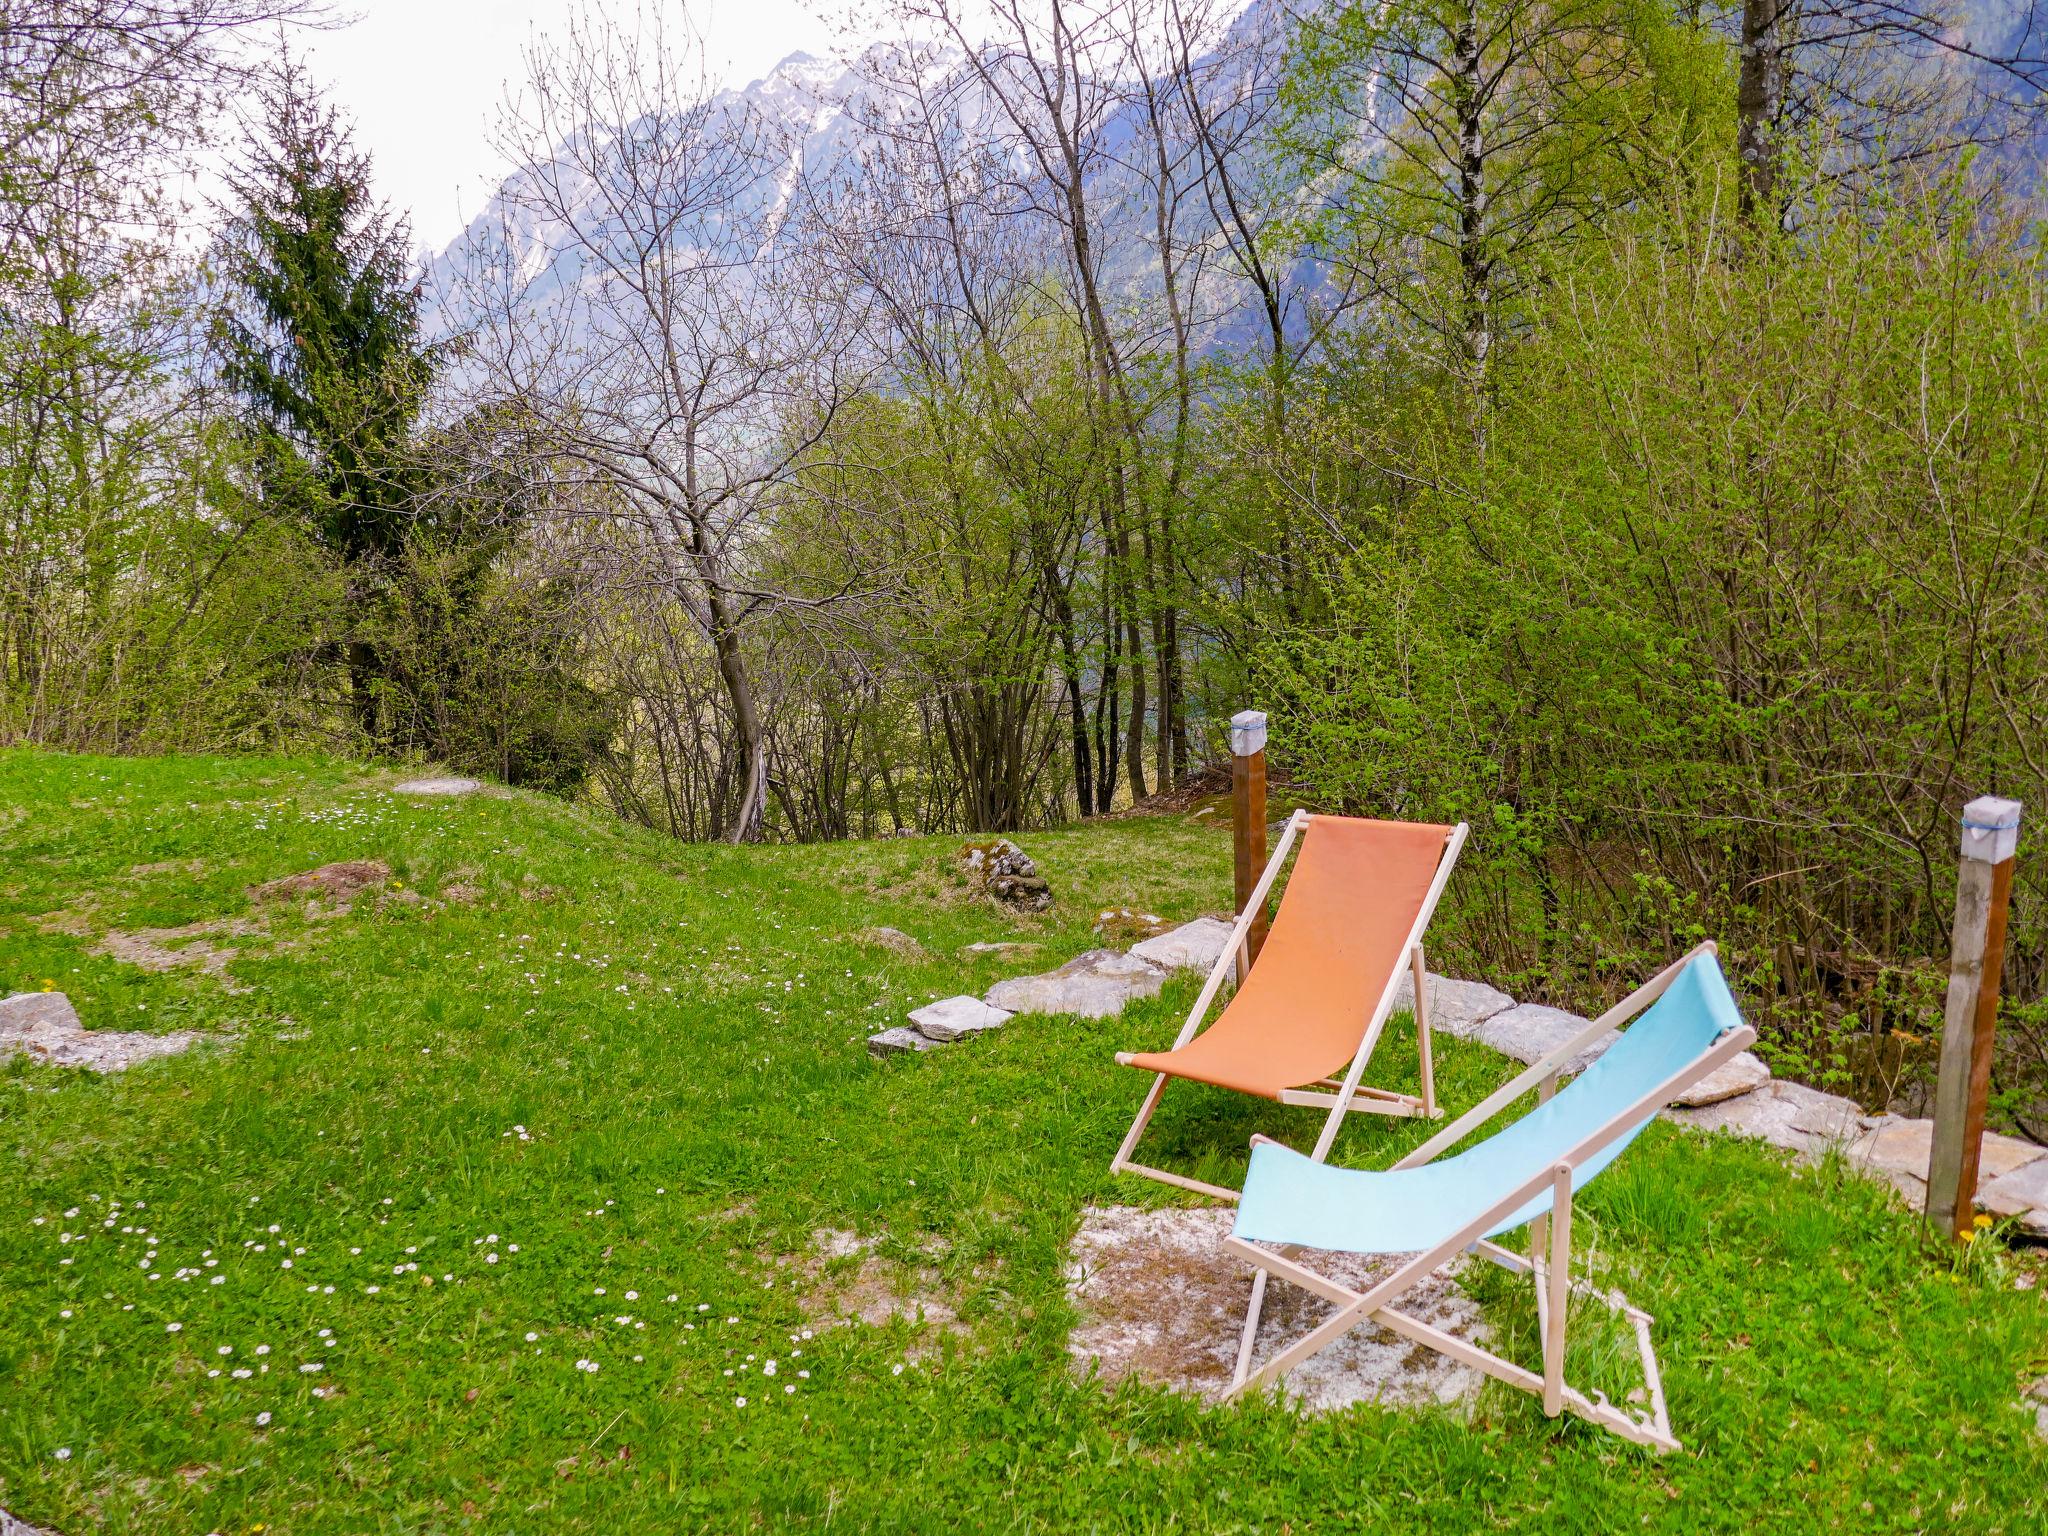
[1221,942,1756,1452]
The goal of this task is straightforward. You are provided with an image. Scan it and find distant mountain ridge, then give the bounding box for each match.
[421,3,1299,354]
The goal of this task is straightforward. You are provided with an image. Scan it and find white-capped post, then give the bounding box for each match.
[1230,711,1270,980]
[1925,795,2022,1239]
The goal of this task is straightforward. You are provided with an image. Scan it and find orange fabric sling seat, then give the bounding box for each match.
[1121,815,1454,1100]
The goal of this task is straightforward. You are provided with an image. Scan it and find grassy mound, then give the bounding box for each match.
[1,749,2043,1532]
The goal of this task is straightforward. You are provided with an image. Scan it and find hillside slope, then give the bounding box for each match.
[1,751,2043,1533]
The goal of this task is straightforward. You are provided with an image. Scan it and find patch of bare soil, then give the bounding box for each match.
[788,1228,966,1349]
[128,859,208,878]
[1066,1205,1489,1415]
[248,859,392,907]
[83,918,262,995]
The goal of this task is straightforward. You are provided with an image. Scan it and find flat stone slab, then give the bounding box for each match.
[3,1508,55,1535]
[390,776,484,796]
[961,941,1042,958]
[1,992,209,1073]
[1979,1155,2048,1226]
[1670,1050,1771,1107]
[986,949,1167,1020]
[907,995,1012,1042]
[1848,1116,2043,1183]
[1473,1003,1618,1074]
[1843,1117,2048,1217]
[1066,1205,1487,1415]
[1391,972,1516,1040]
[1129,917,1236,974]
[866,1026,939,1058]
[2025,1377,2048,1443]
[1662,1079,1870,1157]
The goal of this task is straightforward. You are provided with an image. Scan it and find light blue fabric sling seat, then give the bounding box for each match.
[1233,953,1749,1255]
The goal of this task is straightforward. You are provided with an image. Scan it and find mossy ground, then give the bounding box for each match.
[1,749,2043,1533]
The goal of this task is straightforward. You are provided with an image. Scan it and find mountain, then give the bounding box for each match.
[420,4,1297,357]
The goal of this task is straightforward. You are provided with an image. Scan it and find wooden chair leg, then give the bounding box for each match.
[1231,1269,1270,1390]
[1542,1165,1572,1416]
[1411,942,1436,1117]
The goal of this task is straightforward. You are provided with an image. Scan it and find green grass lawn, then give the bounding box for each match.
[2,749,2043,1533]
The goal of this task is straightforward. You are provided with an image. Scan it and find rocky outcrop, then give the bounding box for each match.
[866,1026,939,1058]
[1129,917,1237,975]
[1392,972,1515,1040]
[0,991,210,1073]
[985,949,1167,1020]
[959,839,1052,912]
[1471,1003,1620,1074]
[906,995,1012,1042]
[391,776,483,795]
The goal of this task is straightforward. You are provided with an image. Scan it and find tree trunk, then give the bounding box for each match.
[1452,1,1491,377]
[1124,606,1149,802]
[1737,0,1785,226]
[702,587,766,844]
[347,636,381,740]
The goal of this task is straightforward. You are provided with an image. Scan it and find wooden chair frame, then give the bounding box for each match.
[1110,813,1470,1203]
[1222,942,1756,1454]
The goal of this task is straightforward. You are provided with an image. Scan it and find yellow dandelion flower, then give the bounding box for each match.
[40,978,54,991]
[1973,1214,1993,1229]
[1961,1229,1977,1243]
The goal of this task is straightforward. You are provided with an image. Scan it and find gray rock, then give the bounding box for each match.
[961,941,1042,958]
[1391,972,1517,1040]
[1661,1080,1869,1158]
[960,838,1053,912]
[0,991,79,1034]
[1129,917,1236,975]
[1843,1118,2048,1218]
[867,1027,939,1058]
[391,776,484,795]
[0,991,208,1073]
[1978,1152,2048,1231]
[908,995,1012,1042]
[3,1508,56,1536]
[985,949,1168,1020]
[1473,1003,1619,1074]
[1669,1050,1772,1107]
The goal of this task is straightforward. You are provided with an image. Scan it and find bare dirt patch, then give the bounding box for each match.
[128,859,208,878]
[852,926,928,960]
[1066,1205,1489,1415]
[95,920,260,990]
[249,859,392,907]
[788,1228,965,1347]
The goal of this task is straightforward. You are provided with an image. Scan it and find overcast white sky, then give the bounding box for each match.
[300,1,842,254]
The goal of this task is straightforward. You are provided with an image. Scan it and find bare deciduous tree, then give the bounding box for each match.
[1733,0,2048,225]
[463,4,871,841]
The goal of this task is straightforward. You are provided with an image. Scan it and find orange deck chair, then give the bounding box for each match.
[1110,811,1469,1200]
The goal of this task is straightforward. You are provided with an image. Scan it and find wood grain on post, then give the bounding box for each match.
[1925,795,2022,1239]
[1231,711,1270,978]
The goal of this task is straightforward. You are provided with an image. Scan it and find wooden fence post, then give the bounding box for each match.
[1925,795,2022,1240]
[1230,710,1270,981]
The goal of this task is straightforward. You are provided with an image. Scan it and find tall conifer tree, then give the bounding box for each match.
[217,63,433,737]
